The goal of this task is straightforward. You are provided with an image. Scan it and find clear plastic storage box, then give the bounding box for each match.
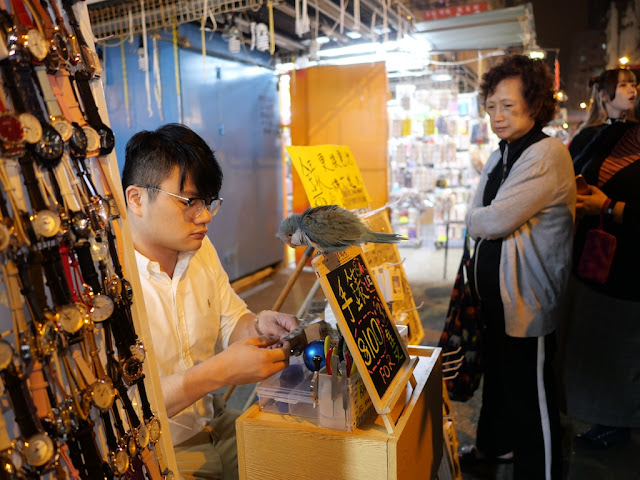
[257,357,316,418]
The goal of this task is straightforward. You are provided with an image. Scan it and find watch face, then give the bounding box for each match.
[126,435,137,458]
[70,210,91,239]
[38,323,58,357]
[0,339,14,370]
[70,122,87,154]
[108,275,122,301]
[19,113,43,144]
[148,417,161,444]
[0,113,25,143]
[97,125,115,155]
[57,304,86,333]
[51,118,73,142]
[52,31,70,63]
[32,209,61,238]
[93,197,110,224]
[89,238,109,262]
[91,379,115,410]
[130,341,146,362]
[89,294,114,322]
[26,29,49,61]
[82,126,100,154]
[121,278,134,302]
[32,124,63,166]
[111,448,129,475]
[0,223,10,251]
[136,424,150,449]
[122,357,143,385]
[24,433,55,468]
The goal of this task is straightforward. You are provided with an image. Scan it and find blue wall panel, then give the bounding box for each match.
[102,24,283,280]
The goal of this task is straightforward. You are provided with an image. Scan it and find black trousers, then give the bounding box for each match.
[476,298,563,480]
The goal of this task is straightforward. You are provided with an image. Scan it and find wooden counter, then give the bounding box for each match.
[236,346,442,480]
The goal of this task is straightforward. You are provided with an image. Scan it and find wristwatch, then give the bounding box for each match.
[57,303,88,334]
[89,294,115,322]
[19,113,43,144]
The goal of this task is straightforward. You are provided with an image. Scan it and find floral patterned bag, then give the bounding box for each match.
[438,234,483,402]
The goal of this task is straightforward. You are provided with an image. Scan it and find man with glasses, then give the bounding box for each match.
[123,123,300,479]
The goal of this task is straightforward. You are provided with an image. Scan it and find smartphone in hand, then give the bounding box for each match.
[576,174,590,195]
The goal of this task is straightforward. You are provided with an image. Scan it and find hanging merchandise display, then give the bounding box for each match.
[388,67,497,249]
[0,1,171,478]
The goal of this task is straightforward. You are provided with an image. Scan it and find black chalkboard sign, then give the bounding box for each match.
[326,254,407,398]
[313,246,415,422]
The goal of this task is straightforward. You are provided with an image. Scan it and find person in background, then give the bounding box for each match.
[561,95,640,449]
[569,68,637,161]
[460,55,575,480]
[122,124,302,479]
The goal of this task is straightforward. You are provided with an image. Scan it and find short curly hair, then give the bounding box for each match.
[479,55,557,125]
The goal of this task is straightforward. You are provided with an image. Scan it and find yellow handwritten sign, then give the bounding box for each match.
[286,145,371,210]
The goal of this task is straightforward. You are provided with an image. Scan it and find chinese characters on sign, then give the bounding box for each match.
[421,2,487,21]
[286,145,371,210]
[326,254,407,399]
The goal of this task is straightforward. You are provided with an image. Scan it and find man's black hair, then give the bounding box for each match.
[122,123,223,203]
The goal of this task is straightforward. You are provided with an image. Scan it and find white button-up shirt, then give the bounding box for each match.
[135,236,250,445]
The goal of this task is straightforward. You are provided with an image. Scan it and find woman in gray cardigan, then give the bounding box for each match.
[459,55,576,480]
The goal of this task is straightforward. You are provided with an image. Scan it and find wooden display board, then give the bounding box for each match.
[286,144,425,344]
[313,246,418,433]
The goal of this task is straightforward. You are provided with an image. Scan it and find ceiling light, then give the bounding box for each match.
[346,32,362,39]
[431,70,452,82]
[318,42,387,58]
[527,49,545,59]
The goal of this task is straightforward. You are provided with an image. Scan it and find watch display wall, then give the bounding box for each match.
[0,1,174,478]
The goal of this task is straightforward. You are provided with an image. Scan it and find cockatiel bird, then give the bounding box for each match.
[277,205,407,254]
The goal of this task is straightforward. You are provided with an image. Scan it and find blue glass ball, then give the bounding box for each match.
[303,340,326,371]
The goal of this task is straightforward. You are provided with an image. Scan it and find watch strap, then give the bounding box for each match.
[58,443,83,480]
[55,69,85,124]
[42,245,72,306]
[73,73,103,128]
[59,242,80,302]
[140,447,163,480]
[100,410,119,453]
[23,0,56,34]
[18,151,47,211]
[1,367,42,438]
[27,359,52,419]
[49,71,75,122]
[75,241,101,293]
[136,379,154,421]
[71,348,97,385]
[116,383,141,429]
[0,54,46,122]
[68,418,112,479]
[14,252,47,323]
[9,0,36,30]
[35,65,63,118]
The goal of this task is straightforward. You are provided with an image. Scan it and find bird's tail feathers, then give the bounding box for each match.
[363,231,408,244]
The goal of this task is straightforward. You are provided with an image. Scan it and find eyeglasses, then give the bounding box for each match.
[136,185,223,219]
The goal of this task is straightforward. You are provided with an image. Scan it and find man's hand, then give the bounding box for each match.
[255,310,299,337]
[217,336,290,385]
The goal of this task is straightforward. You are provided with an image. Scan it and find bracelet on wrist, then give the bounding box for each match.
[605,200,617,218]
[254,310,268,336]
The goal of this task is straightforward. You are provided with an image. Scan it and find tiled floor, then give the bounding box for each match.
[229,238,640,480]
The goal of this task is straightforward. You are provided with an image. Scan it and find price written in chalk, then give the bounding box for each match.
[326,254,407,398]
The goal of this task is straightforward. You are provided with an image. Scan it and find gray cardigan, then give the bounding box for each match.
[466,137,576,337]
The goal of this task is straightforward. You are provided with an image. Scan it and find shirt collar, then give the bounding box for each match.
[134,248,197,278]
[499,123,546,166]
